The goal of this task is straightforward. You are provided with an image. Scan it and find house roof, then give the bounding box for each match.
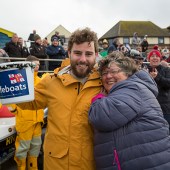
[163,27,170,35]
[0,27,14,37]
[46,25,71,39]
[100,21,170,39]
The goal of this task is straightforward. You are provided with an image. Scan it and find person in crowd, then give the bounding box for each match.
[0,48,10,63]
[162,46,169,59]
[18,37,30,57]
[63,43,69,58]
[42,37,49,47]
[147,49,170,128]
[51,31,64,45]
[140,37,149,60]
[30,34,47,72]
[13,55,44,170]
[17,27,102,170]
[99,39,109,58]
[4,33,22,61]
[28,29,36,46]
[153,44,160,51]
[89,55,170,170]
[141,37,149,52]
[130,49,146,69]
[108,38,121,54]
[119,44,130,57]
[46,36,66,71]
[131,32,141,49]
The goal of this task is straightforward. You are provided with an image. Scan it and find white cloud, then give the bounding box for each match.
[0,0,169,40]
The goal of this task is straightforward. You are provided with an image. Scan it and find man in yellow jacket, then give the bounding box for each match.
[14,56,44,170]
[18,28,102,170]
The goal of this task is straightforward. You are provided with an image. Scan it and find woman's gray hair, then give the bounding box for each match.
[98,56,138,77]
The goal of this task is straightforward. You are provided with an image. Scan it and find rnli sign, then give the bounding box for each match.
[0,69,29,99]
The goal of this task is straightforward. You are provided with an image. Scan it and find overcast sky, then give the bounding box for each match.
[1,0,169,40]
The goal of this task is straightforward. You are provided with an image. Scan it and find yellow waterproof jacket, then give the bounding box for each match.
[15,72,44,132]
[18,66,102,170]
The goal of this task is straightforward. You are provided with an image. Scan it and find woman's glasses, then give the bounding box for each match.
[101,69,121,77]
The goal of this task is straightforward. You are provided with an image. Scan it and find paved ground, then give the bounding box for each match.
[0,157,17,170]
[0,154,43,170]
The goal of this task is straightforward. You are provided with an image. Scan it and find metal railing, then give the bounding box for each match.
[0,57,64,73]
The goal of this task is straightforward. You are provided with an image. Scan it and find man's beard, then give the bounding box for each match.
[71,60,95,78]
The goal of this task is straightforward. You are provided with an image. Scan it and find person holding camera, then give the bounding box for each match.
[147,49,170,129]
[46,36,66,71]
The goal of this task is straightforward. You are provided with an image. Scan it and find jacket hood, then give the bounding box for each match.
[110,70,158,97]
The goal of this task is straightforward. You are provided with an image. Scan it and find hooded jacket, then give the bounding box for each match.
[18,66,102,170]
[131,32,141,49]
[89,70,170,170]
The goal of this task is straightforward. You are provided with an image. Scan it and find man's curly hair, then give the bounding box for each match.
[68,27,98,53]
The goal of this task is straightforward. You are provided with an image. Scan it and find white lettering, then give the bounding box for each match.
[0,84,27,93]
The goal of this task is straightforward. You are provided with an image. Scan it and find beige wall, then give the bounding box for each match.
[147,38,158,44]
[164,37,170,44]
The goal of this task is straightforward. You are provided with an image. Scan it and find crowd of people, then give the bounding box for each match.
[99,32,170,68]
[0,28,170,170]
[0,30,67,73]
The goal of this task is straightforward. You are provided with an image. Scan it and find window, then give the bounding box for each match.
[158,37,164,44]
[123,37,129,44]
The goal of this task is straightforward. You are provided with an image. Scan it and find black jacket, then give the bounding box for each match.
[148,64,170,114]
[4,41,22,60]
[30,43,47,65]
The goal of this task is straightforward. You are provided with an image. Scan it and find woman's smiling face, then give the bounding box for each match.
[101,62,128,93]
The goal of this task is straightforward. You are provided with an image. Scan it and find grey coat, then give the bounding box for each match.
[89,70,170,170]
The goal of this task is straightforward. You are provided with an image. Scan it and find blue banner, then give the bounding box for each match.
[0,69,29,99]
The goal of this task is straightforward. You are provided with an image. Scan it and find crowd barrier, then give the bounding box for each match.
[0,57,169,74]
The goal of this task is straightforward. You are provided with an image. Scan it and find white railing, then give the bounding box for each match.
[0,57,64,73]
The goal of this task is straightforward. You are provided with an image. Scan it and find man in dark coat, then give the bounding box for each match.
[46,36,66,71]
[4,33,22,61]
[18,37,30,57]
[29,34,47,72]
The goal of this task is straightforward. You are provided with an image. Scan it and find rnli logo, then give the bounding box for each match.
[9,73,25,84]
[0,69,29,99]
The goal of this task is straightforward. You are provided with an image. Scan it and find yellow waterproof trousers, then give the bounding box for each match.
[14,123,42,170]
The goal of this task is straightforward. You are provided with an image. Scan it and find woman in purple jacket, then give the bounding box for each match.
[89,55,170,170]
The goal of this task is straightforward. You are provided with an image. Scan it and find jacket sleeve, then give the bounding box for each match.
[17,75,48,110]
[88,87,141,132]
[46,46,56,55]
[155,67,170,89]
[3,43,9,53]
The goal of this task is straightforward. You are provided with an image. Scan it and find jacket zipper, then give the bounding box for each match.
[113,148,121,170]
